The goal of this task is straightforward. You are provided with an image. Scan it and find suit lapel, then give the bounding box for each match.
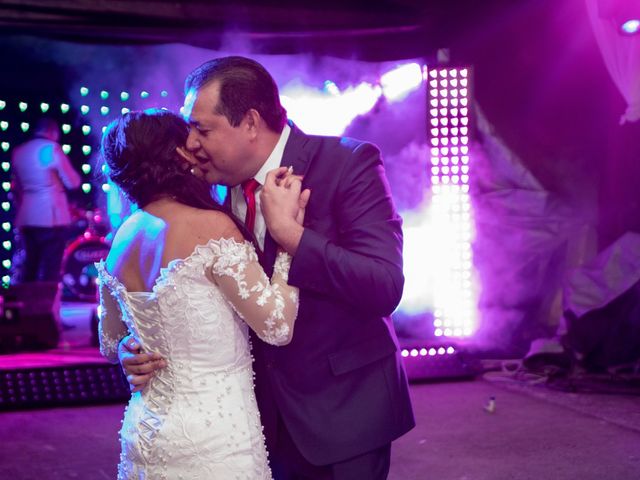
[263,122,313,275]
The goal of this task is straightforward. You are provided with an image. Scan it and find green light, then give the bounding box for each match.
[2,241,11,251]
[2,182,10,192]
[60,103,70,113]
[1,162,9,172]
[1,222,10,232]
[100,90,109,100]
[121,107,130,114]
[82,145,92,156]
[0,121,7,131]
[100,106,109,115]
[2,275,10,285]
[1,202,10,212]
[120,91,130,101]
[40,102,50,113]
[20,122,29,132]
[81,105,90,115]
[2,260,10,269]
[62,124,71,134]
[82,125,91,135]
[81,183,92,193]
[140,91,149,99]
[0,100,5,110]
[19,102,28,112]
[1,142,9,152]
[101,183,111,192]
[161,90,168,97]
[62,144,71,154]
[81,164,91,174]
[101,164,109,174]
[80,87,89,96]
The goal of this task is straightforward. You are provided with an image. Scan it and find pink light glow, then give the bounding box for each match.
[281,81,381,136]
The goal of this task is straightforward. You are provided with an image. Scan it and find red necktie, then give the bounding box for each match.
[241,178,260,233]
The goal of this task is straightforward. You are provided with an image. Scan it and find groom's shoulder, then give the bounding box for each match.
[307,132,378,157]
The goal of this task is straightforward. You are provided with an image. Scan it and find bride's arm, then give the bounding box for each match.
[97,281,129,364]
[207,239,298,346]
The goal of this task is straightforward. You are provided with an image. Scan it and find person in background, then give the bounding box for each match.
[11,117,81,283]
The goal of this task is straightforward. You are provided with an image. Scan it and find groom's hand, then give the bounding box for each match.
[261,167,306,255]
[118,335,166,393]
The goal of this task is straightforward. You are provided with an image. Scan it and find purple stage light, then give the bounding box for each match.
[380,63,423,102]
[426,66,477,339]
[621,19,640,34]
[281,81,381,136]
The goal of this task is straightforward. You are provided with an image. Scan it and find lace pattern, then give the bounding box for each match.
[206,240,298,346]
[93,239,282,479]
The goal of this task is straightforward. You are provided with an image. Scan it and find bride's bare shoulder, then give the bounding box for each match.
[185,208,245,244]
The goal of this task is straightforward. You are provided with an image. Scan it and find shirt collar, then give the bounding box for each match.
[252,123,291,186]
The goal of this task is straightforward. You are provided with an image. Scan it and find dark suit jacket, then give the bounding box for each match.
[251,122,415,466]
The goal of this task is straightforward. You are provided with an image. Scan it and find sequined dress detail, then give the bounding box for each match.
[95,239,298,480]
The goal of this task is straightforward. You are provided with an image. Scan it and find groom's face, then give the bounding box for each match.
[183,81,253,187]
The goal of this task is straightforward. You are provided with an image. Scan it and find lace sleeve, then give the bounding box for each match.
[96,263,129,363]
[207,239,299,346]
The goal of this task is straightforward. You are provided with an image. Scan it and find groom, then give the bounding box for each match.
[120,56,414,479]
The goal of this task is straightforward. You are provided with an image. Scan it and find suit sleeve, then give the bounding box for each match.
[288,142,404,317]
[53,144,82,190]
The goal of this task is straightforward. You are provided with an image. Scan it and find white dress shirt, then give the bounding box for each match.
[231,124,291,250]
[12,137,81,227]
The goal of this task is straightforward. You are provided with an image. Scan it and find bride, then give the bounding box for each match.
[96,108,307,479]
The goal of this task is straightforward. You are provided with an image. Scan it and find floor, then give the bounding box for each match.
[1,375,638,480]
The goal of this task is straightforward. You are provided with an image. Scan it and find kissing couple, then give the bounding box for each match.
[97,55,414,479]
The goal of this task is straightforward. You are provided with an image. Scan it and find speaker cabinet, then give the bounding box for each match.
[0,282,61,352]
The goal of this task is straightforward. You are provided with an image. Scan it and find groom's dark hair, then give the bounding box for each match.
[184,56,287,133]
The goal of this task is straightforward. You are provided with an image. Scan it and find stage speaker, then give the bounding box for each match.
[0,282,61,352]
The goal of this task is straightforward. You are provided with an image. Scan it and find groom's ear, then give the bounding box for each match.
[243,109,261,139]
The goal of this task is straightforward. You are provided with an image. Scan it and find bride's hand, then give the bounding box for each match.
[278,169,310,226]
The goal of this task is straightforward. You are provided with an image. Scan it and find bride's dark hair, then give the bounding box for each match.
[101,108,252,240]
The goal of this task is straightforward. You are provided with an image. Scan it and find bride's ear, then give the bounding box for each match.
[176,146,196,169]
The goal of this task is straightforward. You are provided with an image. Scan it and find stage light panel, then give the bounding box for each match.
[427,66,476,338]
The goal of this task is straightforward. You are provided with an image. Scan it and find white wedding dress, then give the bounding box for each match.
[95,238,299,480]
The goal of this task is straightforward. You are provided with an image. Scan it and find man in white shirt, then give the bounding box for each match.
[12,118,81,281]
